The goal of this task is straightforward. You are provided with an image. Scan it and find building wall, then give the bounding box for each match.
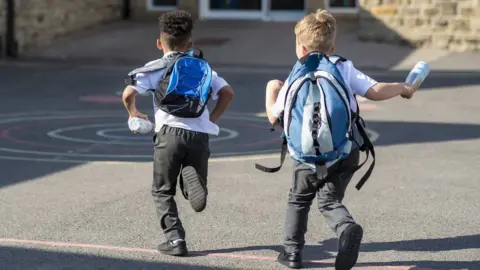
[8,0,480,56]
[359,0,480,51]
[14,0,123,54]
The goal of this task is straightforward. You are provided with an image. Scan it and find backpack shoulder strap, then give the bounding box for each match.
[124,53,184,86]
[327,54,348,65]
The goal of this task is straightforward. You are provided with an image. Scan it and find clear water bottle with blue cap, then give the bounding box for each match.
[128,117,155,134]
[405,61,430,89]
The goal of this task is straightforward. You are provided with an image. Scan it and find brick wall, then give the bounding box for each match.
[14,0,123,54]
[359,0,480,51]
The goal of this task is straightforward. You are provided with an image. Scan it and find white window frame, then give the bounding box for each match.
[199,0,306,21]
[147,0,178,11]
[325,0,359,14]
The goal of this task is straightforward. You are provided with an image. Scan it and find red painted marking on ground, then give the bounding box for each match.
[0,121,148,153]
[0,124,91,151]
[0,238,445,270]
[78,95,122,103]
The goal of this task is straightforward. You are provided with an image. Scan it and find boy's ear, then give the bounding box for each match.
[301,44,309,55]
[330,45,335,54]
[156,39,164,51]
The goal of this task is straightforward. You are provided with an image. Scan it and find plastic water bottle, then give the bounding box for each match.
[405,61,430,89]
[128,117,155,134]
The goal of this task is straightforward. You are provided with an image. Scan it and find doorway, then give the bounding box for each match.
[147,0,177,11]
[325,0,359,13]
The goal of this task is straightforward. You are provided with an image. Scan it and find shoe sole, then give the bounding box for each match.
[278,261,302,269]
[157,245,188,257]
[182,166,207,213]
[335,224,363,270]
[277,257,302,269]
[158,249,188,257]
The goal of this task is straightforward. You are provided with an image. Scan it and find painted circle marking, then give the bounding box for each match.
[96,127,148,141]
[0,111,380,163]
[96,126,239,143]
[47,123,239,145]
[79,95,122,103]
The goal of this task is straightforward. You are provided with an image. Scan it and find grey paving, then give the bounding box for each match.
[23,20,455,71]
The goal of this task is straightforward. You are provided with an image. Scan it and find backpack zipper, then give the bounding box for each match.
[319,83,333,134]
[285,77,311,136]
[315,75,351,133]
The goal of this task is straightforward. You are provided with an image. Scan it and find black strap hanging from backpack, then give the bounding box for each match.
[254,135,288,173]
[351,116,376,190]
[254,115,376,190]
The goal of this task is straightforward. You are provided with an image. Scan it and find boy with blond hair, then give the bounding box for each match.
[261,9,416,269]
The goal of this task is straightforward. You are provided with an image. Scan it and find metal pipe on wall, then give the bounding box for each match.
[5,0,17,57]
[122,0,131,20]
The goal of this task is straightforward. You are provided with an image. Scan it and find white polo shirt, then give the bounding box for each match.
[131,52,229,136]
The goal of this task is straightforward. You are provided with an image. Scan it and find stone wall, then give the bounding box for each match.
[14,0,123,54]
[359,0,480,51]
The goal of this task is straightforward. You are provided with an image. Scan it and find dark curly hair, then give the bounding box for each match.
[159,10,194,50]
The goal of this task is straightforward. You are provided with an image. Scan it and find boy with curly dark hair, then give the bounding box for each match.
[122,10,234,256]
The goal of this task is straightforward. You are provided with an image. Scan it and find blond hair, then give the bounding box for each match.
[295,9,337,52]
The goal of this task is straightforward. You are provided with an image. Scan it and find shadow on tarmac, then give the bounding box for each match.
[0,235,478,269]
[197,234,480,269]
[0,245,224,270]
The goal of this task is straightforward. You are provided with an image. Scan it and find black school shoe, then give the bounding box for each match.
[277,252,302,269]
[335,223,363,270]
[157,240,188,256]
[181,166,208,212]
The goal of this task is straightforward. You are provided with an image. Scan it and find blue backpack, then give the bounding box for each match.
[126,48,213,118]
[255,52,375,191]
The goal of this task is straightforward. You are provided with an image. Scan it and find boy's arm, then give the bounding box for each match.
[345,62,417,101]
[210,85,234,123]
[209,72,234,123]
[266,80,285,125]
[122,73,151,120]
[364,82,416,101]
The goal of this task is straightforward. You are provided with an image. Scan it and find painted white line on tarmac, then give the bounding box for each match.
[0,152,281,164]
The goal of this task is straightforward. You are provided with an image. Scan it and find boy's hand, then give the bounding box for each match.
[401,83,417,99]
[266,80,284,95]
[266,80,285,125]
[128,110,148,121]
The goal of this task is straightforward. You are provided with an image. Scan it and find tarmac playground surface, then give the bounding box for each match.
[0,62,479,269]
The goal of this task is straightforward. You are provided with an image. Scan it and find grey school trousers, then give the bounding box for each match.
[283,149,360,253]
[152,125,210,241]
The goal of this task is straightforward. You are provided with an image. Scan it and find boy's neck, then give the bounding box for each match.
[164,48,190,54]
[305,50,328,56]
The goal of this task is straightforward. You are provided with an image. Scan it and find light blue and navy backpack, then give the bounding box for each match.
[125,48,213,118]
[255,52,375,190]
